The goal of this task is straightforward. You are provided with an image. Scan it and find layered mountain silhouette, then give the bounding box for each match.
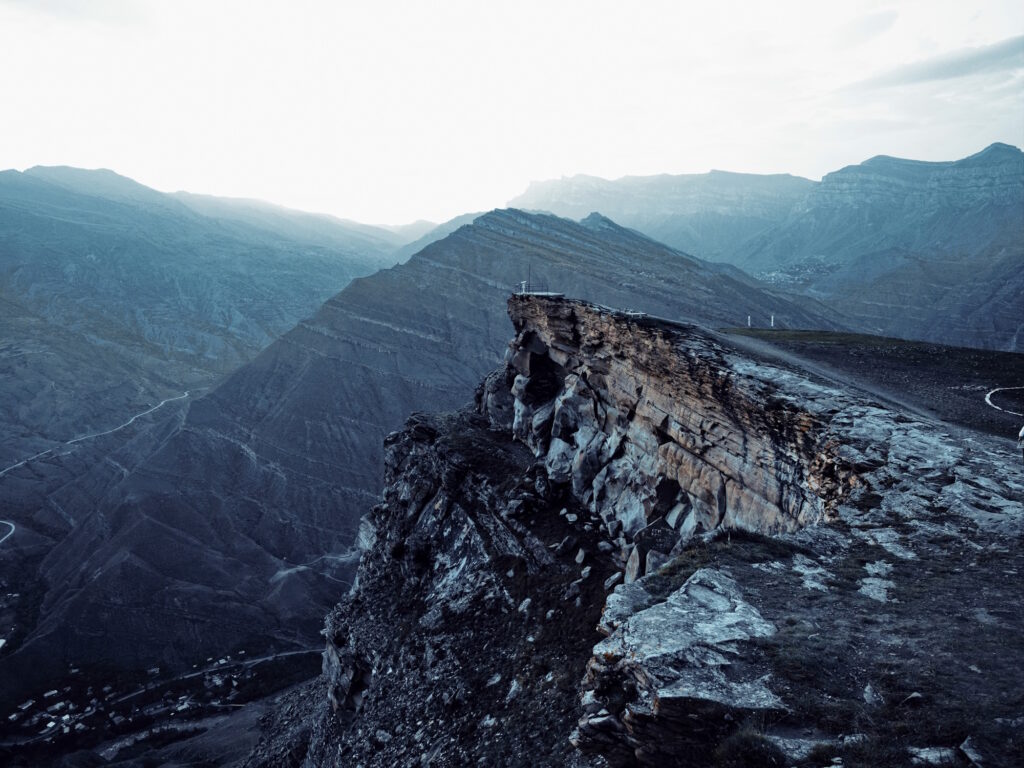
[511,144,1024,350]
[0,208,839,701]
[0,166,400,510]
[512,170,815,262]
[5,144,1019,720]
[0,168,407,704]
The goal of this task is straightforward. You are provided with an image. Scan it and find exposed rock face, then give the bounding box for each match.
[507,298,1023,764]
[252,295,1023,768]
[505,295,853,548]
[254,409,612,767]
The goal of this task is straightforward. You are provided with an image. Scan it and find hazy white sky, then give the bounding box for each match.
[1,0,1022,224]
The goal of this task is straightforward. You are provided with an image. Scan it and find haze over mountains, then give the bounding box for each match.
[0,166,402,459]
[0,166,404,461]
[512,143,1024,351]
[511,170,817,262]
[0,143,1021,763]
[0,168,407,710]
[0,206,838,703]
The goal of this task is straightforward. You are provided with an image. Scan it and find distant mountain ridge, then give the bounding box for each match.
[171,191,410,253]
[0,166,400,467]
[511,143,1024,350]
[0,166,410,364]
[512,170,815,262]
[739,143,1023,349]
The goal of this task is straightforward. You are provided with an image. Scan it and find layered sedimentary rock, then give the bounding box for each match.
[250,295,1023,767]
[502,295,852,548]
[740,143,1024,351]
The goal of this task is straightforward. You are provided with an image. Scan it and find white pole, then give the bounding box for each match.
[747,315,751,327]
[770,315,774,328]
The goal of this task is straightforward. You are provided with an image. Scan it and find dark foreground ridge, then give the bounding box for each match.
[248,295,1022,767]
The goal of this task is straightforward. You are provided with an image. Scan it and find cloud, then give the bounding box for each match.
[0,0,145,24]
[853,34,1024,89]
[834,9,899,48]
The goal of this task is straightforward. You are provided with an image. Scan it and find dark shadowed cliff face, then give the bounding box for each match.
[510,144,1024,351]
[248,296,1023,768]
[0,209,840,709]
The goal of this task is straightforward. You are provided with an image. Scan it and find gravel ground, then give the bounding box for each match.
[719,329,1024,442]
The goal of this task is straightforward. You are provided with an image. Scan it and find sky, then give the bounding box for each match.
[1,0,1022,224]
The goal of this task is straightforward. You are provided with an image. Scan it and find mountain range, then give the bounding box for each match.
[0,206,837,705]
[511,143,1024,350]
[1,144,1021,764]
[0,166,405,513]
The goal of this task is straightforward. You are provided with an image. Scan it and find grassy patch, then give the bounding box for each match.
[643,529,811,602]
[714,727,786,767]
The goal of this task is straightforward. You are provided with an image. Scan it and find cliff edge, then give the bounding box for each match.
[248,295,1023,768]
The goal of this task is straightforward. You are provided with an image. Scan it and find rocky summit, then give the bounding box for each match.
[246,295,1024,767]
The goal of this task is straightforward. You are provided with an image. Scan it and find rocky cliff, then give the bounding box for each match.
[249,295,1023,767]
[0,208,840,712]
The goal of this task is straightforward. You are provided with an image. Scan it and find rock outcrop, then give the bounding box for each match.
[503,295,852,546]
[249,295,1024,767]
[1,207,840,710]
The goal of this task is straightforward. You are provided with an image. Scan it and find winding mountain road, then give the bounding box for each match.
[985,386,1024,417]
[0,391,191,480]
[0,520,14,547]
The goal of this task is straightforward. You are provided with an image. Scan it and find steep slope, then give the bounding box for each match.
[388,211,483,263]
[0,167,397,461]
[0,209,840,713]
[510,171,814,262]
[248,295,1024,768]
[0,167,399,714]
